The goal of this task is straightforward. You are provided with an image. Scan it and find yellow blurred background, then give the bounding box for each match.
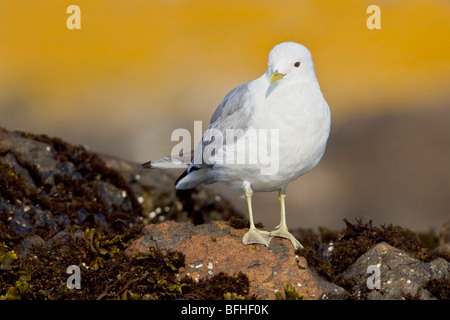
[1,0,449,231]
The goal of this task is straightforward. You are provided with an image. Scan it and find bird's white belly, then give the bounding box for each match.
[211,91,330,192]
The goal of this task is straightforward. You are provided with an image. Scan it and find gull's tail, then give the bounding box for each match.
[142,156,189,169]
[142,152,214,189]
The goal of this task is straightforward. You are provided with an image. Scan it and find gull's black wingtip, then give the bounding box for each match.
[141,161,152,169]
[175,169,188,186]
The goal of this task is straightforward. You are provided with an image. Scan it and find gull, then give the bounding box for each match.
[143,42,331,249]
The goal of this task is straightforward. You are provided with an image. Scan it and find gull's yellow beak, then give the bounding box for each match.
[270,70,286,84]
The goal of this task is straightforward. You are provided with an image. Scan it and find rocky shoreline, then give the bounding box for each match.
[1,128,449,300]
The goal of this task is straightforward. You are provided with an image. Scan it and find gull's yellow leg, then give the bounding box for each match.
[241,182,272,246]
[270,186,304,249]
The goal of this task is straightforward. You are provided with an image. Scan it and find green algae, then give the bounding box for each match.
[275,283,304,300]
[0,244,17,271]
[0,224,254,300]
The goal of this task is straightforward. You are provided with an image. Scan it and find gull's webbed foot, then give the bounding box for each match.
[242,228,273,247]
[270,228,304,249]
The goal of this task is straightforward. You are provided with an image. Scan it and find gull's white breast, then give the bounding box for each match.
[210,77,331,192]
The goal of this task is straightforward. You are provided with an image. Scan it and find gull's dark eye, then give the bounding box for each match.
[294,61,301,68]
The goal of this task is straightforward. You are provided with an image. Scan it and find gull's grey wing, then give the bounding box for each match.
[190,82,253,170]
[176,82,254,189]
[209,83,252,132]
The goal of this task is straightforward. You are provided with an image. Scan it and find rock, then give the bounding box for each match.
[16,235,45,259]
[439,220,450,245]
[0,128,141,235]
[429,243,450,263]
[126,220,348,300]
[100,153,239,225]
[0,128,240,241]
[342,242,450,300]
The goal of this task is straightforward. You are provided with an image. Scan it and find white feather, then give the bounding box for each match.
[143,157,189,169]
